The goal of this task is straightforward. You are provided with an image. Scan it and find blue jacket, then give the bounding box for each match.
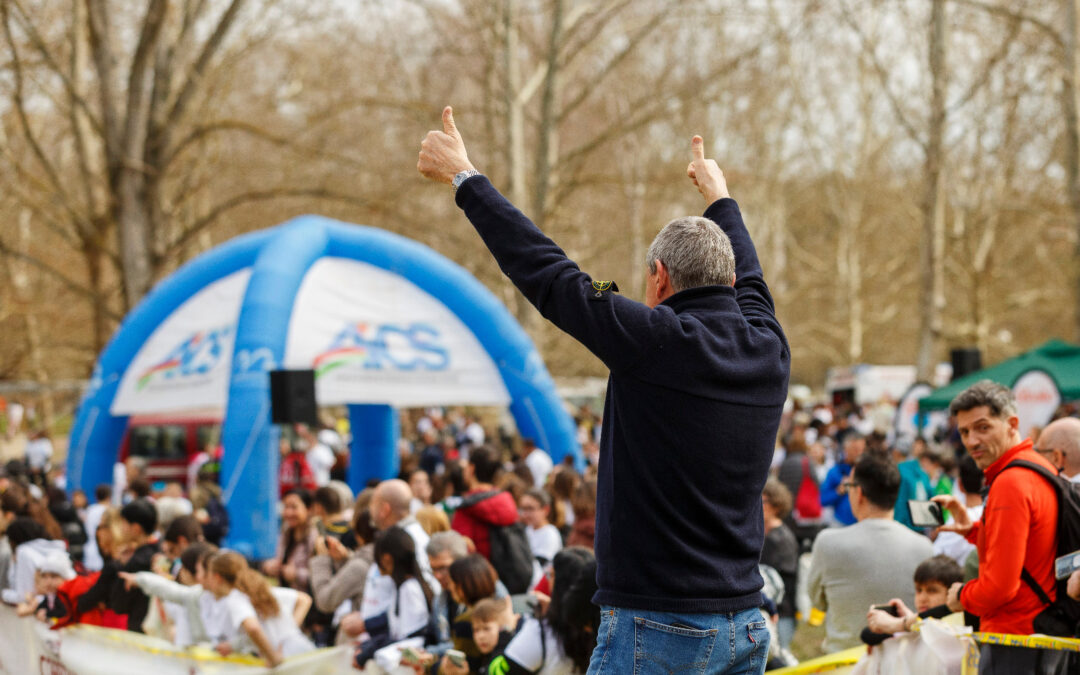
[456,177,790,613]
[820,463,855,526]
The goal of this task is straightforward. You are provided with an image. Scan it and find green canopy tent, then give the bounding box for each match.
[919,339,1080,411]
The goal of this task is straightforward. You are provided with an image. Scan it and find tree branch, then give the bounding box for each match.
[163,187,384,255]
[8,0,105,136]
[122,0,169,162]
[951,0,1063,48]
[83,0,122,173]
[164,0,247,134]
[838,0,925,149]
[0,240,122,320]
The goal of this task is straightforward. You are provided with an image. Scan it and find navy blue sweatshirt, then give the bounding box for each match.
[456,176,789,612]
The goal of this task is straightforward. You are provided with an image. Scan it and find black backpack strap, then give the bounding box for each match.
[458,489,503,509]
[1021,567,1054,607]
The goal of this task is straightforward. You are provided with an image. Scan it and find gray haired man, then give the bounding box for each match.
[419,107,788,675]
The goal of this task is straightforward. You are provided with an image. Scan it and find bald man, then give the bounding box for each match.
[354,479,439,626]
[1036,418,1080,483]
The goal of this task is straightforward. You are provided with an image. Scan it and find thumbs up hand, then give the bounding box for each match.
[418,106,476,184]
[685,135,730,204]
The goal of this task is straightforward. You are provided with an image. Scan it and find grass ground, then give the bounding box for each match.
[789,620,828,662]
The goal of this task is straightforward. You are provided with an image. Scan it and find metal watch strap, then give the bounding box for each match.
[452,169,480,193]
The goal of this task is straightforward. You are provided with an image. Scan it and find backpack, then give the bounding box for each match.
[794,456,822,520]
[462,490,536,594]
[1004,459,1080,637]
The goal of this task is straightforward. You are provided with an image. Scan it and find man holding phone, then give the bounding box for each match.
[933,381,1064,673]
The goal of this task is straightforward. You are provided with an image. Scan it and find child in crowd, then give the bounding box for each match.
[469,597,523,674]
[203,552,284,667]
[210,552,315,662]
[862,554,964,645]
[356,527,435,667]
[15,551,76,623]
[119,542,217,647]
[519,489,562,568]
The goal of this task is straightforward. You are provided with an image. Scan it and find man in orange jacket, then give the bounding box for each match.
[934,380,1066,673]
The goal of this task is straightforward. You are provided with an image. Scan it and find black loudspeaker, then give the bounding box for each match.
[950,348,983,382]
[269,369,318,426]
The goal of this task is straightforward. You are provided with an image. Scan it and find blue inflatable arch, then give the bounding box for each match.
[68,216,580,558]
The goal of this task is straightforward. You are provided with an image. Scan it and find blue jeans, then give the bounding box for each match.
[587,606,769,675]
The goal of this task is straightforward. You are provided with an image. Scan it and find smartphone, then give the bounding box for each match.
[908,500,944,528]
[446,649,467,667]
[1055,550,1080,580]
[872,604,900,617]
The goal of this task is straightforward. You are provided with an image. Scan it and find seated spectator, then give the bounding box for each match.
[519,488,562,568]
[356,527,436,667]
[311,492,376,645]
[2,517,67,605]
[484,547,600,675]
[312,486,350,542]
[15,551,74,623]
[808,453,934,652]
[761,478,799,651]
[447,553,499,665]
[416,505,451,535]
[862,554,964,645]
[261,488,317,593]
[467,597,521,674]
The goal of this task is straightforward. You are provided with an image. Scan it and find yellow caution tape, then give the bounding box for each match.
[972,631,1080,652]
[61,624,268,665]
[767,645,864,674]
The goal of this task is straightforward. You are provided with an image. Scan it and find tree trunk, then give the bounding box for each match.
[116,174,155,310]
[917,0,947,380]
[1065,0,1080,341]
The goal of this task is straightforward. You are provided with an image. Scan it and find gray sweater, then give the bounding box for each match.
[808,518,934,652]
[309,544,373,645]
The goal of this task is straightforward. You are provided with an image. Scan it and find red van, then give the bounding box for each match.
[118,413,222,487]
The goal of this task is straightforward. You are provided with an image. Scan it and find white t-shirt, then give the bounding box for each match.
[216,589,258,645]
[81,502,108,572]
[502,617,574,675]
[527,524,563,564]
[525,450,554,488]
[388,578,431,641]
[265,587,315,657]
[306,442,336,487]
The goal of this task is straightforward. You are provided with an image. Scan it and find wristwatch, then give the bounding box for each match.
[452,169,481,193]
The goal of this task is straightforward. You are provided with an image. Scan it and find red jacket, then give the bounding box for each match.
[961,439,1058,634]
[451,489,519,559]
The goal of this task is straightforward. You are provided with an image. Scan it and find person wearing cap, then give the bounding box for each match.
[16,551,76,622]
[77,498,161,632]
[419,109,789,674]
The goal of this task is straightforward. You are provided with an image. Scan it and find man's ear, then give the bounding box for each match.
[654,260,671,297]
[731,272,736,287]
[1007,415,1020,432]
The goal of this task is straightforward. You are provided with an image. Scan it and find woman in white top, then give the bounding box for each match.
[520,489,563,567]
[204,552,285,667]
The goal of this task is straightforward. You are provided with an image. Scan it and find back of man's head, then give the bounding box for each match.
[313,486,343,516]
[121,498,158,536]
[852,453,900,511]
[469,445,503,485]
[374,479,412,525]
[164,514,204,545]
[94,484,112,504]
[646,217,735,292]
[949,380,1017,419]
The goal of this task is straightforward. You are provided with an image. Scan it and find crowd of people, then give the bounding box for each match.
[765,382,1080,672]
[0,408,604,673]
